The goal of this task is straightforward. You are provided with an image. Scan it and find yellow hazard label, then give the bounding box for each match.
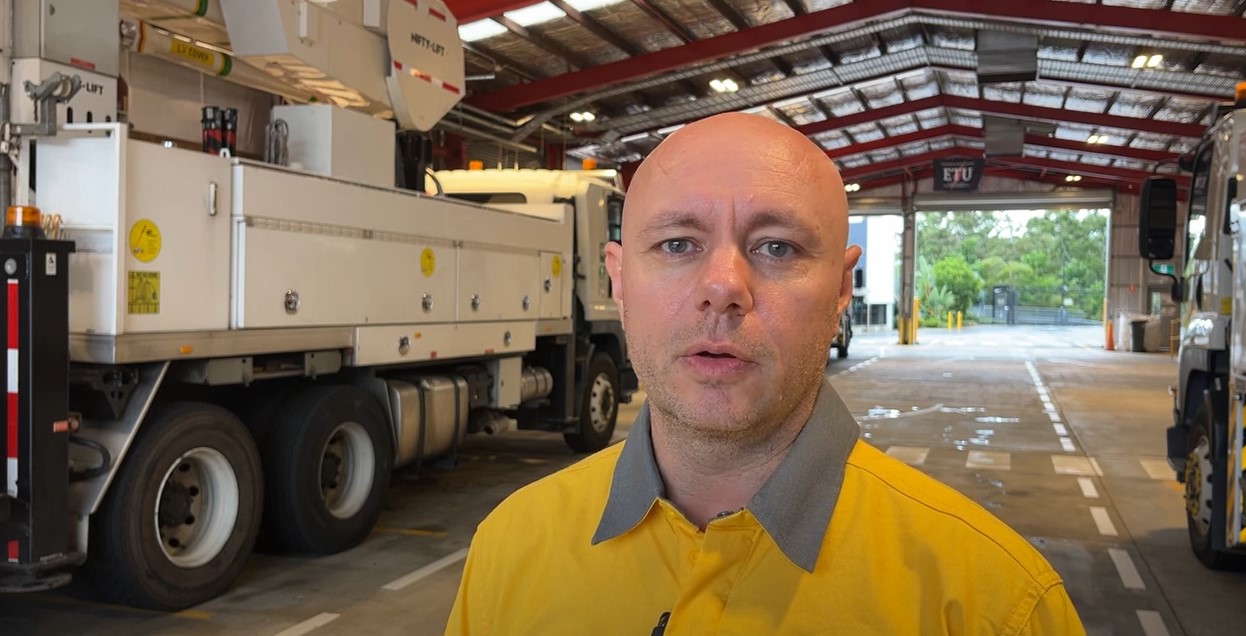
[420,248,436,277]
[128,271,160,314]
[552,255,563,278]
[1223,297,1234,315]
[129,219,162,263]
[170,39,214,69]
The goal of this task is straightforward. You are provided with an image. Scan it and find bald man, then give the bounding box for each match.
[445,114,1085,635]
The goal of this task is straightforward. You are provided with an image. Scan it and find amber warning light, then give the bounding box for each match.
[1237,81,1246,108]
[4,205,43,238]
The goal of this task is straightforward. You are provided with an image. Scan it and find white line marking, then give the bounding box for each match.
[6,349,16,393]
[273,613,341,636]
[1047,411,1062,423]
[966,450,1010,470]
[1060,437,1076,453]
[1090,457,1104,476]
[1139,459,1173,481]
[1052,456,1097,476]
[382,548,469,591]
[1078,477,1099,499]
[886,446,930,465]
[1091,506,1119,536]
[1137,610,1171,636]
[1053,423,1068,436]
[1109,548,1146,590]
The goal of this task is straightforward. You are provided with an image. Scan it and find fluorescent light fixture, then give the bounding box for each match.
[1147,54,1163,68]
[618,133,652,144]
[656,124,685,136]
[504,2,565,27]
[458,19,507,42]
[1132,55,1147,69]
[565,0,625,10]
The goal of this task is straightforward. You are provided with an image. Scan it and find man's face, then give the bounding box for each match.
[605,116,858,438]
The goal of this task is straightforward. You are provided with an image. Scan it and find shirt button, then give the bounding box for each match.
[687,550,698,564]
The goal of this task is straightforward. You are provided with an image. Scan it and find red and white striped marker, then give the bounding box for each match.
[392,60,462,95]
[6,278,18,563]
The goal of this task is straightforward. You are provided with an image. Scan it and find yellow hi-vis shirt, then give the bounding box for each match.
[446,379,1085,635]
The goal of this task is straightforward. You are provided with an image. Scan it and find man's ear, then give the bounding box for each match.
[838,245,863,314]
[605,241,625,314]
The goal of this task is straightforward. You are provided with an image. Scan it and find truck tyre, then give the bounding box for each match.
[566,352,619,453]
[85,403,263,611]
[1185,400,1246,570]
[262,384,393,555]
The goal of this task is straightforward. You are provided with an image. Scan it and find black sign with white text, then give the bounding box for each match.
[933,158,985,191]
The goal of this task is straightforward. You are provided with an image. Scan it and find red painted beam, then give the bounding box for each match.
[467,0,910,111]
[918,0,1246,42]
[826,122,1179,165]
[943,95,1206,140]
[993,155,1190,186]
[798,96,944,138]
[842,147,974,180]
[826,124,978,159]
[445,0,539,23]
[468,0,1246,112]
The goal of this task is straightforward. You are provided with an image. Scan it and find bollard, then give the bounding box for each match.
[947,311,953,330]
[957,311,963,331]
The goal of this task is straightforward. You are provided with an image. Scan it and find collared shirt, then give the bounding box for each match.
[445,379,1085,635]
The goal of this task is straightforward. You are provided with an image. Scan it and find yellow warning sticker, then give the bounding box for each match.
[128,271,160,314]
[552,255,563,278]
[1223,296,1233,315]
[129,219,162,263]
[420,247,436,277]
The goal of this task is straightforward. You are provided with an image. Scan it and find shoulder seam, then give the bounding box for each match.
[846,454,1061,589]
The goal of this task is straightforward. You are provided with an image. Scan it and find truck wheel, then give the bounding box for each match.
[566,353,619,453]
[85,403,263,610]
[1184,401,1245,570]
[836,339,849,359]
[262,385,393,554]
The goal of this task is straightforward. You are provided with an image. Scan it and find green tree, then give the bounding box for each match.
[932,254,983,314]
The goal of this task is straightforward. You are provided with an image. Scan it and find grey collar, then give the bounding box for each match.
[591,378,861,572]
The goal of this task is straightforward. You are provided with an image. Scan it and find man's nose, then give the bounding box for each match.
[697,245,754,314]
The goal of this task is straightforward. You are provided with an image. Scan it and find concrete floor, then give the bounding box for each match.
[3,324,1246,635]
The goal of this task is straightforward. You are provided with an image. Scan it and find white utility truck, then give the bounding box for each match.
[0,0,635,610]
[1137,82,1246,569]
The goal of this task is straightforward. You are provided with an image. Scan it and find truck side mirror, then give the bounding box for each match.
[853,268,864,289]
[1139,177,1178,260]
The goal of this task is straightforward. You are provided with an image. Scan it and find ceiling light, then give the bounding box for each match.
[1147,54,1163,68]
[1087,134,1101,144]
[1132,55,1147,69]
[582,112,596,122]
[504,2,566,26]
[458,19,507,42]
[710,78,739,93]
[1065,175,1082,182]
[845,183,861,192]
[569,111,595,123]
[570,112,584,122]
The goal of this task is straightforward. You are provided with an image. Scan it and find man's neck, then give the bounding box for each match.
[649,392,818,529]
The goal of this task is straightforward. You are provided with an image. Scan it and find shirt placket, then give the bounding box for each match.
[665,514,759,635]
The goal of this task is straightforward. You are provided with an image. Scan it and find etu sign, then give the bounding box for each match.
[933,158,985,191]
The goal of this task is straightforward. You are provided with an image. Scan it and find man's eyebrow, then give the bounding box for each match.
[743,211,819,238]
[637,211,713,236]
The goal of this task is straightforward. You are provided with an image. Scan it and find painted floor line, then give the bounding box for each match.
[1089,457,1104,476]
[1139,458,1174,481]
[1053,423,1068,437]
[885,446,930,466]
[1137,610,1171,636]
[1108,548,1146,590]
[272,613,341,636]
[1090,506,1119,536]
[382,548,469,591]
[1060,437,1076,453]
[1047,411,1062,423]
[966,450,1010,470]
[1077,477,1099,499]
[1052,455,1097,476]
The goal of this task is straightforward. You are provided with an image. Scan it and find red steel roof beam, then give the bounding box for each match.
[467,0,1246,112]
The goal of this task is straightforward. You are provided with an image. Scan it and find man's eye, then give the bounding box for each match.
[760,241,792,258]
[661,239,692,254]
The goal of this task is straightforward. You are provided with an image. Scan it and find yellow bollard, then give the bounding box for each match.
[911,299,920,344]
[957,311,963,331]
[947,311,953,330]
